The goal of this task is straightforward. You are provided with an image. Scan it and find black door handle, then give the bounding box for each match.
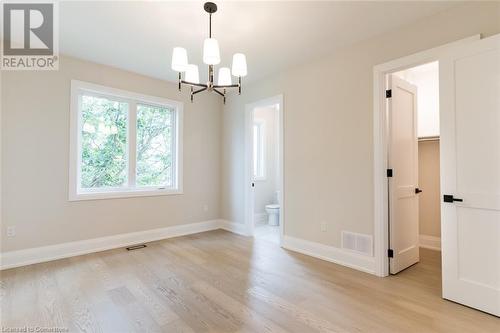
[415,188,423,194]
[443,194,463,203]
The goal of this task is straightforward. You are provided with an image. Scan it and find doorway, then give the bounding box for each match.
[373,34,500,316]
[244,95,284,245]
[387,61,440,274]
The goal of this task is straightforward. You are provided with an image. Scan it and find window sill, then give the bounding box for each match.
[69,188,183,201]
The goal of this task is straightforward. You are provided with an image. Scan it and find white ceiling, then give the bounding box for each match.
[59,1,460,84]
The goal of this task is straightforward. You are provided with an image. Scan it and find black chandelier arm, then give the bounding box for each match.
[192,87,208,95]
[181,80,208,88]
[213,88,225,97]
[213,84,239,89]
[190,86,208,103]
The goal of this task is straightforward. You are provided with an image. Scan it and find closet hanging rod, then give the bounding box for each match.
[418,136,440,142]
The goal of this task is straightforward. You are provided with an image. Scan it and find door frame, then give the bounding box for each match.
[244,94,284,244]
[372,35,480,277]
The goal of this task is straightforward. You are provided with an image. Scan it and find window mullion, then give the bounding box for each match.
[128,101,137,188]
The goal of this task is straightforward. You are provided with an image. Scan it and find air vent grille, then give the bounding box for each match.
[341,231,373,256]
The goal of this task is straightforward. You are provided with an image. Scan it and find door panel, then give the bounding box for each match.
[457,208,500,289]
[455,49,500,199]
[388,75,420,274]
[440,34,500,316]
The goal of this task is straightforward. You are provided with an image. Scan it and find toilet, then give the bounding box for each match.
[265,191,280,226]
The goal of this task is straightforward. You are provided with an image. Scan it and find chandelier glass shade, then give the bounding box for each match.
[203,38,221,65]
[218,67,232,86]
[171,2,247,103]
[185,64,200,84]
[171,47,188,72]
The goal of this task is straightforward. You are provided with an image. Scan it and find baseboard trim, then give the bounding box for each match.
[419,234,441,251]
[0,220,222,270]
[282,236,376,275]
[219,220,251,236]
[2,219,380,276]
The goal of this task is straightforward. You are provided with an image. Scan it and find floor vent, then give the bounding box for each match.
[341,231,373,256]
[126,244,147,251]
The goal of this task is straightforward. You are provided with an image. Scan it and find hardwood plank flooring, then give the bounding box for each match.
[1,230,499,332]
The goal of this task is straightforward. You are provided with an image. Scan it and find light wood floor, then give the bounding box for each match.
[1,230,499,333]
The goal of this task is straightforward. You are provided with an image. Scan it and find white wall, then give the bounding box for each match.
[221,2,500,248]
[418,140,441,238]
[253,106,279,215]
[1,56,222,252]
[394,61,439,138]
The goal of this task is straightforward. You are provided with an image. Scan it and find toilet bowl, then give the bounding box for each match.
[265,204,280,226]
[265,190,281,226]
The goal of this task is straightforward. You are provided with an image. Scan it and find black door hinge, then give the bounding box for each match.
[386,89,392,98]
[387,169,393,177]
[388,249,394,258]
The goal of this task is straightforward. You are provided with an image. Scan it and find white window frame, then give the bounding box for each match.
[69,80,183,201]
[253,119,266,181]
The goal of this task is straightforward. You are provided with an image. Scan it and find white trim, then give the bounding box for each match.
[69,188,184,201]
[419,234,441,251]
[0,220,221,270]
[128,101,137,187]
[219,220,252,236]
[244,95,284,245]
[282,236,376,275]
[0,217,381,275]
[252,119,266,181]
[372,35,480,277]
[244,104,255,237]
[69,80,184,201]
[0,67,3,242]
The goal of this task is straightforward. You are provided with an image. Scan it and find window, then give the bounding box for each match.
[253,120,266,180]
[70,80,183,200]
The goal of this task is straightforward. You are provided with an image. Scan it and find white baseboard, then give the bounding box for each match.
[2,219,379,276]
[282,236,376,275]
[0,220,221,270]
[419,234,441,251]
[219,220,251,236]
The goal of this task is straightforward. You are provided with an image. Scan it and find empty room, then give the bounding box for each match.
[1,1,499,332]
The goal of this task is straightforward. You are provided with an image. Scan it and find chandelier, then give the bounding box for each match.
[171,2,247,104]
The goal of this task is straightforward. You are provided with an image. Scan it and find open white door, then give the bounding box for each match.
[440,35,500,316]
[388,75,421,274]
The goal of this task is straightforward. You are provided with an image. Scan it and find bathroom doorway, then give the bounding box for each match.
[244,95,284,245]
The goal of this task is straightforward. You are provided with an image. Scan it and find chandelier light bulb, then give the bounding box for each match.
[171,47,188,72]
[218,67,232,86]
[203,38,221,65]
[231,53,247,77]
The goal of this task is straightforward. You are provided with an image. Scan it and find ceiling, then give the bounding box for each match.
[59,1,460,84]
